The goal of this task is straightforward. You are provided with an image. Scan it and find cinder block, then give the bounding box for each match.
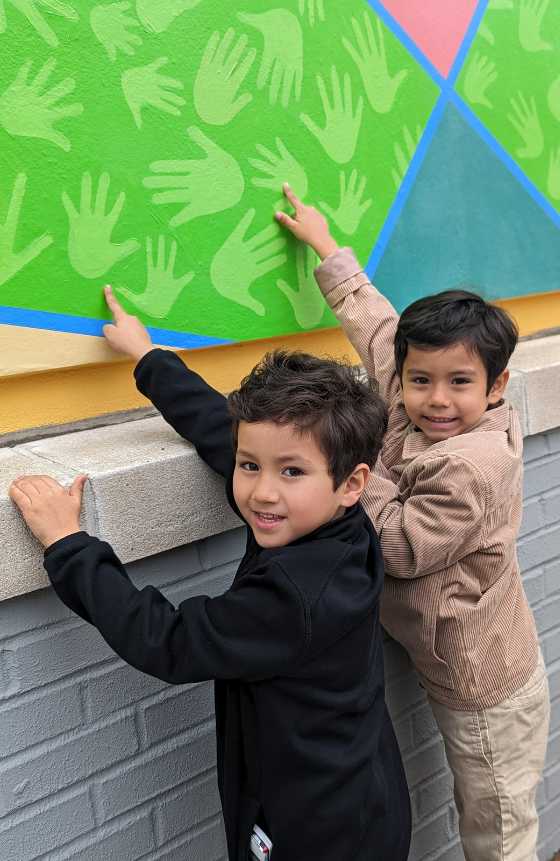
[386,672,427,719]
[404,738,448,789]
[524,457,560,501]
[520,499,544,538]
[547,665,560,701]
[85,662,168,722]
[518,525,560,571]
[544,560,560,597]
[538,795,560,846]
[19,417,242,566]
[142,683,214,746]
[534,595,560,635]
[0,714,137,816]
[543,491,560,527]
[163,564,237,606]
[95,726,216,823]
[411,702,441,747]
[0,647,18,700]
[0,585,73,641]
[543,630,560,666]
[392,714,413,755]
[383,637,412,682]
[199,527,247,571]
[48,811,155,860]
[547,428,560,454]
[545,762,560,803]
[157,770,221,844]
[10,621,114,694]
[409,807,455,858]
[414,769,454,820]
[127,542,203,591]
[0,680,82,757]
[433,839,465,860]
[152,816,226,861]
[0,789,94,861]
[523,434,550,463]
[522,568,546,607]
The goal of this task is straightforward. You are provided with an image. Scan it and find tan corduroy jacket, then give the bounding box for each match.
[315,248,539,710]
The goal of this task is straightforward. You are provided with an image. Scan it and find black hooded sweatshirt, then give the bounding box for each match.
[44,349,411,861]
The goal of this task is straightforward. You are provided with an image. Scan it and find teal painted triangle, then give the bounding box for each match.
[375,103,560,313]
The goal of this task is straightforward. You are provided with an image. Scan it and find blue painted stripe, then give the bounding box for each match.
[450,94,560,229]
[0,306,231,348]
[366,92,447,276]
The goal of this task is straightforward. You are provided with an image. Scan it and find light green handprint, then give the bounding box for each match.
[237,9,303,108]
[135,0,202,34]
[194,29,256,126]
[277,244,325,329]
[547,76,560,123]
[547,147,560,201]
[143,126,244,228]
[298,0,325,27]
[118,236,193,318]
[62,172,140,278]
[249,138,308,199]
[90,2,142,62]
[463,52,497,109]
[507,92,544,159]
[0,0,78,48]
[391,124,422,189]
[479,0,513,45]
[0,174,53,287]
[210,209,287,316]
[519,0,552,52]
[0,57,83,152]
[319,169,372,235]
[343,12,407,115]
[301,67,363,164]
[122,57,185,128]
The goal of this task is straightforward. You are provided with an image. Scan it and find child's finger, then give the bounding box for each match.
[275,210,298,231]
[8,481,31,507]
[104,284,126,321]
[69,474,88,499]
[282,183,303,212]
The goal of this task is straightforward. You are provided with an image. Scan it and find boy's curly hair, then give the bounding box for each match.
[228,350,387,488]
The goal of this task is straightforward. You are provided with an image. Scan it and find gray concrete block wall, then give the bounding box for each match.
[0,432,559,860]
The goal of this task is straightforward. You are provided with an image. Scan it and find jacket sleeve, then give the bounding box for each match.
[134,348,234,480]
[314,248,403,413]
[361,455,487,578]
[44,532,308,684]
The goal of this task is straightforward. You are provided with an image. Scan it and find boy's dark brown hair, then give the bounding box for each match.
[394,289,518,392]
[228,350,387,489]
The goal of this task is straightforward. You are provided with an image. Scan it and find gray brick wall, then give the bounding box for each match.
[1,431,559,860]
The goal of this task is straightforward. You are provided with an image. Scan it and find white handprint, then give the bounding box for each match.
[298,0,325,27]
[343,12,407,114]
[118,236,193,318]
[135,0,203,34]
[90,2,142,61]
[249,138,308,199]
[547,146,560,201]
[507,92,544,159]
[301,67,363,164]
[463,52,497,109]
[194,29,256,126]
[237,8,303,108]
[319,170,372,235]
[0,174,53,287]
[277,245,326,329]
[519,0,552,52]
[121,58,185,128]
[0,0,78,48]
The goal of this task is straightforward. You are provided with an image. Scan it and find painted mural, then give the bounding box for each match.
[0,0,559,359]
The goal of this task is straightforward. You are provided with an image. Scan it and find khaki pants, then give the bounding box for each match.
[428,652,550,861]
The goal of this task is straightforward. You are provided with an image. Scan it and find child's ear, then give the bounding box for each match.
[340,464,370,507]
[488,368,509,404]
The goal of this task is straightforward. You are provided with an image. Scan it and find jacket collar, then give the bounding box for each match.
[401,400,511,461]
[253,503,366,563]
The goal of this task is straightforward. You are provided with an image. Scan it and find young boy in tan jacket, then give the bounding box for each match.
[276,184,550,861]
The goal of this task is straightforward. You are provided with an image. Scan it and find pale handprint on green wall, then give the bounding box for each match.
[62,172,140,278]
[238,9,303,108]
[211,210,287,316]
[518,0,552,53]
[463,52,497,109]
[319,169,372,235]
[143,126,244,228]
[507,92,543,159]
[0,0,78,48]
[391,124,422,189]
[298,0,325,28]
[118,236,194,318]
[135,0,203,34]
[0,174,53,288]
[547,147,560,200]
[250,139,308,200]
[277,245,325,329]
[479,0,513,45]
[301,68,363,164]
[122,58,185,128]
[194,29,256,126]
[0,57,83,152]
[343,13,407,115]
[547,76,560,123]
[90,2,142,61]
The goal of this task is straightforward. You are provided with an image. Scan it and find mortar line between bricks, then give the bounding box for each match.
[142,812,224,861]
[518,520,560,545]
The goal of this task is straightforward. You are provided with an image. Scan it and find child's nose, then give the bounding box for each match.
[252,475,279,503]
[428,385,451,407]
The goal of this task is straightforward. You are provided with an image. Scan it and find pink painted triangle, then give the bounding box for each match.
[378,0,479,78]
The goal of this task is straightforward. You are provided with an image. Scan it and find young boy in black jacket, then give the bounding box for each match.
[9,287,411,861]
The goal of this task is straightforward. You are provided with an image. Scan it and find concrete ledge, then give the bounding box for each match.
[1,334,559,602]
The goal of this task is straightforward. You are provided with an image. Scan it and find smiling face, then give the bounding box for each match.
[233,420,368,548]
[401,342,509,442]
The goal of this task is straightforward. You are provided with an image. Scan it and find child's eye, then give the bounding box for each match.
[452,377,471,385]
[239,461,259,472]
[282,466,304,477]
[411,376,429,385]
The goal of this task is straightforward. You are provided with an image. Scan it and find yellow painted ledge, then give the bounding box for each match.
[1,291,559,436]
[0,328,359,435]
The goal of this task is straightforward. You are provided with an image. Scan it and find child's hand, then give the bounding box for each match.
[9,475,88,549]
[103,285,154,361]
[275,183,339,260]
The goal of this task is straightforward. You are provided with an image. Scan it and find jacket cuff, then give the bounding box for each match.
[133,348,167,381]
[44,531,92,559]
[314,247,363,297]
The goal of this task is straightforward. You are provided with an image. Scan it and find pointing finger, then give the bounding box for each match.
[282,182,304,211]
[104,285,126,320]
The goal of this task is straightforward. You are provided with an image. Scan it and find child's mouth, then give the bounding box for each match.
[424,416,457,425]
[253,511,285,529]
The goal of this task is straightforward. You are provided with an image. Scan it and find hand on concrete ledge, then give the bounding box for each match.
[9,474,87,548]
